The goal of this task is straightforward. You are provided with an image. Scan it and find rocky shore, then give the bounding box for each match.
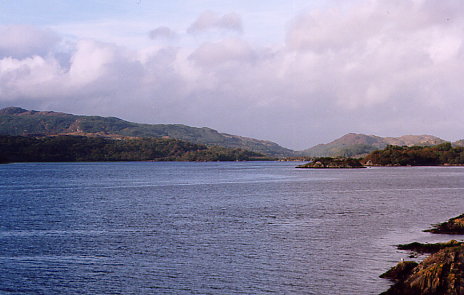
[397,240,464,254]
[380,215,464,295]
[424,214,464,234]
[296,157,365,169]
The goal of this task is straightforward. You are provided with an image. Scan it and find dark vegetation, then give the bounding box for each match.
[4,107,464,165]
[302,133,446,158]
[296,157,365,168]
[0,107,293,157]
[397,240,464,254]
[0,135,271,162]
[296,142,464,169]
[298,138,464,168]
[363,143,464,166]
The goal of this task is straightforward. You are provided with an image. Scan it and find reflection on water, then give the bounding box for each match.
[1,162,464,294]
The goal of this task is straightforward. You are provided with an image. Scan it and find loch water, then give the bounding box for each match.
[1,162,464,294]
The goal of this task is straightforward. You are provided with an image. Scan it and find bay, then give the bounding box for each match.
[1,162,464,294]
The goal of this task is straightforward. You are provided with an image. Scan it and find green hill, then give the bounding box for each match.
[0,135,272,162]
[0,107,294,157]
[302,133,447,157]
[362,143,464,166]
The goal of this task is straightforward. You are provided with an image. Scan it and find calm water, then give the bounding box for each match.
[1,162,464,294]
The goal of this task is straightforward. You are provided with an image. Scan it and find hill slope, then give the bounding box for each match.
[361,143,464,166]
[0,135,271,163]
[303,133,447,157]
[0,107,294,157]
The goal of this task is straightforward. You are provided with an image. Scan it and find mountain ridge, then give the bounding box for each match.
[0,107,294,157]
[2,107,462,158]
[303,133,458,157]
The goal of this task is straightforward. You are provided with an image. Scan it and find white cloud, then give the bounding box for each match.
[0,56,63,100]
[187,11,243,34]
[189,38,255,67]
[50,20,157,50]
[148,26,178,41]
[0,25,60,58]
[3,1,464,149]
[284,0,464,111]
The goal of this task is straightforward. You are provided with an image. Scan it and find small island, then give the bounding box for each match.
[296,157,365,169]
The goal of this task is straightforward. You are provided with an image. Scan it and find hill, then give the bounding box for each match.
[303,133,447,157]
[361,143,464,166]
[0,135,271,163]
[0,107,294,157]
[453,139,464,147]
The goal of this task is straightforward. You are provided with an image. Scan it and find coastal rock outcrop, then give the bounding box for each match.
[381,243,464,295]
[425,214,464,234]
[380,261,418,282]
[398,240,464,254]
[296,157,365,169]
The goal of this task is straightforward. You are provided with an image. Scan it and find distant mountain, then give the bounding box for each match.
[453,140,464,147]
[383,135,446,146]
[0,107,294,157]
[303,133,447,157]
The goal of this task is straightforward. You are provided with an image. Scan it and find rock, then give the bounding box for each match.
[398,240,463,254]
[380,261,418,282]
[425,214,464,234]
[381,244,464,295]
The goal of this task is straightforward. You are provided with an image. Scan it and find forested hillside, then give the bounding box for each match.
[0,135,271,163]
[0,107,294,157]
[303,133,447,157]
[362,143,464,166]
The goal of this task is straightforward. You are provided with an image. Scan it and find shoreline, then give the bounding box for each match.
[380,214,464,294]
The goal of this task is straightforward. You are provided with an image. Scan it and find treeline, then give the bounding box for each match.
[362,142,464,166]
[297,157,365,168]
[0,135,271,163]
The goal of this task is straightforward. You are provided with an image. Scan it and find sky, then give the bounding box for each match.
[1,0,464,150]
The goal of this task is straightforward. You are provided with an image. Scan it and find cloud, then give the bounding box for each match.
[0,25,60,59]
[148,26,178,41]
[187,11,243,34]
[284,0,464,110]
[0,56,63,100]
[3,1,464,149]
[189,38,255,67]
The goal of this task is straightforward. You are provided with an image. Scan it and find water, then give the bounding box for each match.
[1,162,464,294]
